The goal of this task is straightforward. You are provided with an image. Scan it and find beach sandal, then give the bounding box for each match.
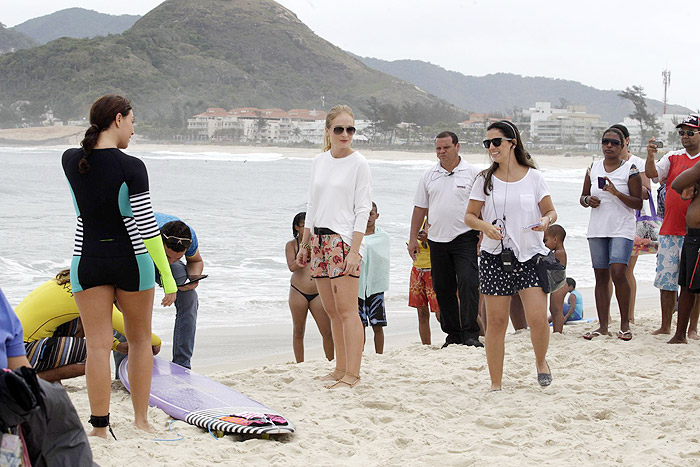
[618,330,633,341]
[319,371,344,382]
[327,374,361,390]
[582,331,601,340]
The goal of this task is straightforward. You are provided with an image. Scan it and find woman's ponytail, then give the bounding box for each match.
[77,95,132,175]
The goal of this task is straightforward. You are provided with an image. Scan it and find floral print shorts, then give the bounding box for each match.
[310,232,361,279]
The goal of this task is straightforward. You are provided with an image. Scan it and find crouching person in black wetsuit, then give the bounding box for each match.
[62,94,177,439]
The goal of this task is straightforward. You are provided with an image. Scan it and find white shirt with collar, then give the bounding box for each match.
[413,157,480,243]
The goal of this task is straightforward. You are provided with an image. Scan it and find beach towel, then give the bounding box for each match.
[358,227,391,298]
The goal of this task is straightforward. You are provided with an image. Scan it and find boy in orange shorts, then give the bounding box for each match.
[409,219,440,344]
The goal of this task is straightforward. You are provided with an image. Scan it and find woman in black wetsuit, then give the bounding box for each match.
[62,95,177,438]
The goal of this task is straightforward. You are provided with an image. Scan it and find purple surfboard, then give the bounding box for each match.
[119,356,294,435]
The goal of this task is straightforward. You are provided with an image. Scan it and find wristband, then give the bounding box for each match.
[299,242,312,251]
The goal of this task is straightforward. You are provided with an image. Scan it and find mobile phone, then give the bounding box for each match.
[598,177,606,189]
[653,140,664,148]
[181,274,208,286]
[522,220,543,229]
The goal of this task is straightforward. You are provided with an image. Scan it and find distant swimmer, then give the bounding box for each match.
[285,212,333,363]
[62,94,177,438]
[15,269,161,383]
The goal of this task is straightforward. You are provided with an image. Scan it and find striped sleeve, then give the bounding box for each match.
[129,192,161,240]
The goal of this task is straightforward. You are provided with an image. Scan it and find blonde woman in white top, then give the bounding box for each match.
[296,105,372,389]
[580,127,642,341]
[465,120,557,390]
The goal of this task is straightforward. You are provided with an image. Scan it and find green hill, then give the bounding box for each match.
[359,57,691,123]
[12,8,141,45]
[0,23,37,54]
[0,0,461,128]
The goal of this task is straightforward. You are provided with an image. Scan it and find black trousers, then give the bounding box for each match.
[428,230,480,343]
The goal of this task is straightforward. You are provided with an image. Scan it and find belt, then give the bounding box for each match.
[314,227,336,235]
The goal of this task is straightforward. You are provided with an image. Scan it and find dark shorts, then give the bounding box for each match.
[678,229,700,293]
[479,251,541,296]
[71,253,155,292]
[358,292,387,327]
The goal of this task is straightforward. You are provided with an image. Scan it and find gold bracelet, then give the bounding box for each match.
[299,242,312,251]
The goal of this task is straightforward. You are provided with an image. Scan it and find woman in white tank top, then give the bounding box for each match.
[579,127,643,341]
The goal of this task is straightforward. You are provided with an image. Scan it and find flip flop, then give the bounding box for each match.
[618,330,633,341]
[582,331,601,340]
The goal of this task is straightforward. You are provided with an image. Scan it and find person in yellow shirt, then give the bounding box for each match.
[408,218,440,345]
[15,269,161,383]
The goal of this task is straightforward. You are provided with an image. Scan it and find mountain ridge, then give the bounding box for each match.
[358,56,692,123]
[12,8,141,44]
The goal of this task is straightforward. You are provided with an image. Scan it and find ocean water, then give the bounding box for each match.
[0,146,657,337]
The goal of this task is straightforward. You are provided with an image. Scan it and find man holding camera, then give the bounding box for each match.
[645,115,700,337]
[408,131,482,347]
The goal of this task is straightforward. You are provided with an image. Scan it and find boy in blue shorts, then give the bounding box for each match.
[358,202,391,353]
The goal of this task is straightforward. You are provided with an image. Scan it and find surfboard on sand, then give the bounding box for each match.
[119,356,295,436]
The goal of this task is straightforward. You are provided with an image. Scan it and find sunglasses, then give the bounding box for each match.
[332,126,356,135]
[162,233,192,248]
[482,137,513,148]
[679,130,699,137]
[601,138,622,147]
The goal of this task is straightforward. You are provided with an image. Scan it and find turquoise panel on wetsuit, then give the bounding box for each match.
[118,182,133,217]
[136,253,155,291]
[70,256,83,292]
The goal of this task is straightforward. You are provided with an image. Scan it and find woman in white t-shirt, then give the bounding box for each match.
[296,105,372,389]
[465,120,558,390]
[579,127,642,341]
[609,123,651,325]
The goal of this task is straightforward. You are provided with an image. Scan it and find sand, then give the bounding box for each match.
[63,293,700,467]
[11,137,681,464]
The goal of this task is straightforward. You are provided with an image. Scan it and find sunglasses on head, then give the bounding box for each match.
[679,130,699,137]
[601,138,622,147]
[482,137,513,149]
[332,126,356,135]
[162,233,192,248]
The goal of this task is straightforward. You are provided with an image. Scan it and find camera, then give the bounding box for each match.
[501,248,515,273]
[653,140,664,148]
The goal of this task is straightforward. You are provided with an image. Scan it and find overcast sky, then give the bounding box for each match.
[3,1,696,112]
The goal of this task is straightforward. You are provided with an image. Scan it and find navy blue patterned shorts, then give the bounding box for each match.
[479,251,541,296]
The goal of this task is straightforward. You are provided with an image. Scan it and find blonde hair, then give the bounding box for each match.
[322,104,354,152]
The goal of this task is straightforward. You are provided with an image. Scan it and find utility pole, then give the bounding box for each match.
[662,69,671,115]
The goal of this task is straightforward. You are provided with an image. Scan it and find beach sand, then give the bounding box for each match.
[61,289,700,466]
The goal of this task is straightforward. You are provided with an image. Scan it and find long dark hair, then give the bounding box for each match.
[292,212,305,238]
[79,95,132,174]
[480,120,536,195]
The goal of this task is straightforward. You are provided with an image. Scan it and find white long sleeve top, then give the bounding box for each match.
[306,150,373,249]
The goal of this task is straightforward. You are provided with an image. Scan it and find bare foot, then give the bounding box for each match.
[667,335,688,344]
[689,330,700,340]
[88,428,109,439]
[651,328,671,335]
[134,420,155,433]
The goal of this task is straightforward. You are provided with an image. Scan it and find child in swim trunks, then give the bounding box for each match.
[358,203,391,353]
[408,217,440,345]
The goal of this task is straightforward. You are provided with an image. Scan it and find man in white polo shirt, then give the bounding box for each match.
[408,131,482,347]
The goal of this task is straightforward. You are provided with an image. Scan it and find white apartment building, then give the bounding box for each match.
[525,102,608,145]
[187,107,328,143]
